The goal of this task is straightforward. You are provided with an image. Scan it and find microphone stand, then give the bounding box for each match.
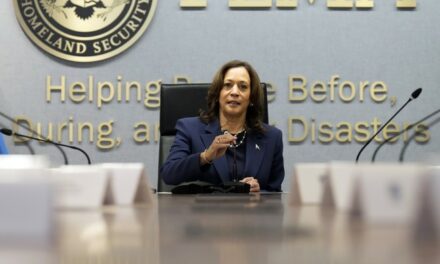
[0,111,68,164]
[355,88,422,163]
[1,123,35,154]
[1,129,91,165]
[232,147,238,182]
[372,109,440,162]
[399,116,440,162]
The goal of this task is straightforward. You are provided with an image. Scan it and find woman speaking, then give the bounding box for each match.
[160,60,285,192]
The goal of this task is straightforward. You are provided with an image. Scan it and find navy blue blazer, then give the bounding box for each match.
[160,117,285,192]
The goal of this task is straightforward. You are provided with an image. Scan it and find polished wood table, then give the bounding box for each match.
[49,193,439,263]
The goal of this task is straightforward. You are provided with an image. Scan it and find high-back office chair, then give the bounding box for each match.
[158,83,269,192]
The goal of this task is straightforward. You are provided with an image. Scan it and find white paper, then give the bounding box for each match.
[357,163,422,224]
[50,166,110,208]
[325,161,359,211]
[290,163,328,205]
[100,163,152,205]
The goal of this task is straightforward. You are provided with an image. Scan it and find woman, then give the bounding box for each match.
[160,60,284,192]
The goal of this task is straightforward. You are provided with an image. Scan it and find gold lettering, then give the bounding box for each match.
[354,121,370,142]
[359,81,369,102]
[97,82,115,109]
[12,117,33,143]
[335,122,352,143]
[229,0,272,8]
[414,123,429,143]
[371,117,382,143]
[327,0,353,8]
[101,38,112,52]
[370,81,387,102]
[328,75,339,102]
[125,81,142,102]
[97,121,116,150]
[144,80,161,108]
[310,81,326,102]
[288,116,308,143]
[78,122,93,143]
[88,76,94,102]
[382,122,399,142]
[76,42,86,54]
[37,25,49,38]
[318,122,334,143]
[46,75,66,102]
[57,121,68,143]
[126,20,139,32]
[69,82,86,103]
[289,75,307,102]
[23,7,37,20]
[53,37,63,49]
[110,34,121,47]
[310,118,316,143]
[64,40,74,53]
[355,0,373,8]
[180,0,207,8]
[117,76,122,102]
[276,0,298,8]
[68,117,74,143]
[174,75,191,84]
[339,81,356,102]
[21,0,33,8]
[36,122,54,141]
[133,122,151,143]
[93,41,101,53]
[396,0,416,9]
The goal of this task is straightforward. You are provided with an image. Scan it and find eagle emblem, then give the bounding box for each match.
[64,0,106,20]
[15,0,157,62]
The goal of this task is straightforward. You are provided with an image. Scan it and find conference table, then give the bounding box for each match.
[12,193,439,264]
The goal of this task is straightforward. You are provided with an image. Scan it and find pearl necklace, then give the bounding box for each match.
[223,129,247,148]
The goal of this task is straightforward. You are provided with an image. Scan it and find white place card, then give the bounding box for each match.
[323,161,360,211]
[357,163,422,224]
[290,163,328,205]
[416,165,440,239]
[431,167,440,237]
[100,163,152,205]
[50,166,110,208]
[0,155,49,169]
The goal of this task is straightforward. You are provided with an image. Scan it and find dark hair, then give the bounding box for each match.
[200,60,265,133]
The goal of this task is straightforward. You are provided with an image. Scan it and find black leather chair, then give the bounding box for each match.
[158,83,269,192]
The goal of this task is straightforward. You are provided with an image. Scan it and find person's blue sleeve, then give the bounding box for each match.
[159,119,204,185]
[0,134,9,154]
[266,129,284,192]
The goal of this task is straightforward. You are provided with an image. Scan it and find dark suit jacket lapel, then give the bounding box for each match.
[244,132,265,178]
[200,120,230,183]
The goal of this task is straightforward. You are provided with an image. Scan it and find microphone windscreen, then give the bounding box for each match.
[0,128,13,136]
[411,88,422,99]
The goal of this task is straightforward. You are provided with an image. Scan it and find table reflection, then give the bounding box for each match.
[51,193,439,264]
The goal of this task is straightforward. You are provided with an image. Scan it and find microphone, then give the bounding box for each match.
[224,130,238,181]
[0,128,91,165]
[355,88,422,163]
[232,148,238,181]
[0,123,35,155]
[0,111,68,164]
[399,115,440,162]
[371,108,440,162]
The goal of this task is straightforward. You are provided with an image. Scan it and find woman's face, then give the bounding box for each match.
[219,66,251,119]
